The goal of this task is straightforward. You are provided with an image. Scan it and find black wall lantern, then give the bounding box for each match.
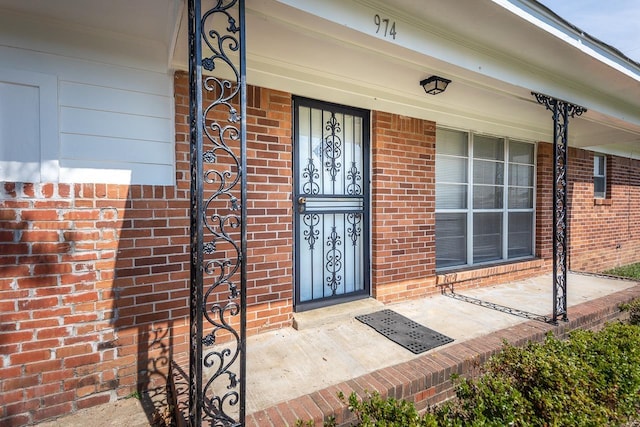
[420,75,451,95]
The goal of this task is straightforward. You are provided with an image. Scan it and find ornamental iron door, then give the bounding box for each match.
[293,98,370,311]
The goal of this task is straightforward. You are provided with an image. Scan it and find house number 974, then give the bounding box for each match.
[374,14,396,39]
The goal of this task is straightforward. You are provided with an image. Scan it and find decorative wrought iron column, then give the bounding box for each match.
[532,92,586,324]
[189,0,246,426]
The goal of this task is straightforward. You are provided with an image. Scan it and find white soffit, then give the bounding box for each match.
[0,0,181,69]
[237,0,640,154]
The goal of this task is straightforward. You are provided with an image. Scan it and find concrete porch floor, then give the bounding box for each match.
[35,272,640,427]
[245,272,638,415]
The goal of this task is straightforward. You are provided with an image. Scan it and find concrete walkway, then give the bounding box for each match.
[35,272,640,426]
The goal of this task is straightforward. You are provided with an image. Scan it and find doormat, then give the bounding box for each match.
[356,309,453,354]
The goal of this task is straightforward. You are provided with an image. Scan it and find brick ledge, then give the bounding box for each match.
[436,258,545,286]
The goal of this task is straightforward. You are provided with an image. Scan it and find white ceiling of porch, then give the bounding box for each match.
[0,0,178,44]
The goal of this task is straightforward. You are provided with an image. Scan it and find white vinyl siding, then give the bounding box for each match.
[435,128,535,270]
[0,68,58,182]
[0,11,174,185]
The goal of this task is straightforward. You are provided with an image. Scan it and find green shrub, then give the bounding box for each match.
[620,298,640,325]
[342,390,439,427]
[435,322,640,426]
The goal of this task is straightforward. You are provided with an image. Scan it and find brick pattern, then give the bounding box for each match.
[535,143,554,261]
[536,142,640,273]
[566,146,640,272]
[436,259,546,291]
[0,182,190,426]
[244,84,294,334]
[371,112,437,303]
[0,73,294,425]
[246,283,640,426]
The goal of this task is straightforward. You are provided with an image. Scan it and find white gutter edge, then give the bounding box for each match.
[492,0,640,83]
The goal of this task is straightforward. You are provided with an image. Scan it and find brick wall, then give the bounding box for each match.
[371,112,437,302]
[535,143,554,262]
[535,142,640,273]
[566,146,640,272]
[0,73,294,426]
[243,82,294,334]
[0,182,190,426]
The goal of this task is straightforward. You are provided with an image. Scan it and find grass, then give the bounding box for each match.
[604,262,640,280]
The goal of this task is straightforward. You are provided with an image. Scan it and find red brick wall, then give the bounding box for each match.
[566,146,640,272]
[535,142,640,273]
[371,112,437,302]
[535,142,554,262]
[0,73,294,426]
[0,182,190,426]
[243,83,294,334]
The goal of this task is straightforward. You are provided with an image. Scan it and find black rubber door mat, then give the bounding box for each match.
[356,309,453,354]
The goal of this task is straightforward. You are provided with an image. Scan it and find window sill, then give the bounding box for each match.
[436,258,544,286]
[594,198,612,206]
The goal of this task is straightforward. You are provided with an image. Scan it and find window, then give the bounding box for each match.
[594,154,606,198]
[435,128,535,269]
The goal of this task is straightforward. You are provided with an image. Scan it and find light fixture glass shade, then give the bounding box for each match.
[420,75,451,95]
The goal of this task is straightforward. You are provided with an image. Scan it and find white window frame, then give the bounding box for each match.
[0,67,59,182]
[593,154,606,199]
[435,128,537,271]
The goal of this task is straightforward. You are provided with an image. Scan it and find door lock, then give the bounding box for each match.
[297,197,306,213]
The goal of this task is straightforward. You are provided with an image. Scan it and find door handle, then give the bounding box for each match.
[297,197,306,213]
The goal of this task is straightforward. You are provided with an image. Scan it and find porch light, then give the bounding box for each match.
[420,75,451,95]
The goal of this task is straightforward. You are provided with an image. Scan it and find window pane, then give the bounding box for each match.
[508,187,533,209]
[508,164,534,186]
[436,213,467,268]
[473,212,502,263]
[594,177,605,198]
[594,155,605,176]
[437,184,467,209]
[508,212,533,258]
[436,155,467,183]
[436,128,468,156]
[474,159,504,185]
[473,185,503,209]
[509,141,534,164]
[474,135,504,160]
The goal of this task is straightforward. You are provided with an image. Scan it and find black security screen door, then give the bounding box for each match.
[293,97,370,311]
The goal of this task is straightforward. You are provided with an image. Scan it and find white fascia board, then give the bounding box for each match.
[492,0,640,81]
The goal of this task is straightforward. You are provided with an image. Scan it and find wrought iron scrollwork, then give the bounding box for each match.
[303,213,320,250]
[325,225,343,295]
[532,92,586,324]
[346,161,362,195]
[324,113,343,182]
[302,158,320,195]
[189,0,246,426]
[346,213,362,246]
